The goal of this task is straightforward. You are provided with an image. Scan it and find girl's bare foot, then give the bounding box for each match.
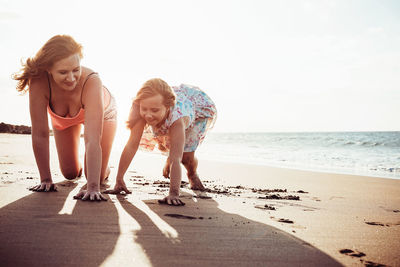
[188,173,206,191]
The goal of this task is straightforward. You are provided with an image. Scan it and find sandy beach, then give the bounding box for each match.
[0,133,399,267]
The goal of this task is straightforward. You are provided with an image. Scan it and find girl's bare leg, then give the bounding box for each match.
[181,152,205,191]
[53,124,82,180]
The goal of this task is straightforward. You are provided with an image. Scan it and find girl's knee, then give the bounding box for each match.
[181,153,198,175]
[181,153,194,166]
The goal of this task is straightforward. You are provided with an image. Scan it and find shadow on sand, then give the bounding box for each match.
[0,182,119,267]
[0,182,342,267]
[115,194,343,267]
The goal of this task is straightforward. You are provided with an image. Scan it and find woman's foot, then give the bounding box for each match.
[101,167,111,185]
[80,183,87,191]
[78,168,83,178]
[188,173,206,191]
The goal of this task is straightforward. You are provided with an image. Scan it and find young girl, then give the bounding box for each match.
[13,35,117,201]
[105,78,217,206]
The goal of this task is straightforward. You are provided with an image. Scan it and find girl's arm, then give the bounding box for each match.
[29,78,54,191]
[160,118,186,205]
[76,75,105,200]
[104,113,145,194]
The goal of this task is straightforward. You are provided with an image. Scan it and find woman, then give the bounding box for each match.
[13,35,117,201]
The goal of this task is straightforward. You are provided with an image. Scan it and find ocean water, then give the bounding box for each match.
[196,131,400,180]
[3,132,398,180]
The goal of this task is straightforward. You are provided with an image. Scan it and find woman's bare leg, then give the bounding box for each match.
[100,120,117,183]
[53,124,82,180]
[181,152,205,191]
[83,120,116,184]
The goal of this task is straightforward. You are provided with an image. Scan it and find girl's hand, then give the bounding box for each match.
[103,180,131,195]
[29,180,57,192]
[74,189,107,201]
[158,195,185,206]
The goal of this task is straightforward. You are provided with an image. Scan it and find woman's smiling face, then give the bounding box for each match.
[48,53,82,91]
[139,94,168,126]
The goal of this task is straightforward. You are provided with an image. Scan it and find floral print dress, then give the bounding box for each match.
[139,84,217,153]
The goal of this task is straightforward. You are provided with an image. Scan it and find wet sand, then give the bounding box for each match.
[0,133,399,266]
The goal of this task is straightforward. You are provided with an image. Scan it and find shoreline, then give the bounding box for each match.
[1,129,399,180]
[1,133,399,266]
[146,147,400,181]
[198,131,400,181]
[198,156,400,181]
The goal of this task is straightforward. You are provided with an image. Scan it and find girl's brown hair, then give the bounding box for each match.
[126,78,176,128]
[13,35,83,94]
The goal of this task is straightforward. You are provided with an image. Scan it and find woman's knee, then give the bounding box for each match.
[61,167,82,180]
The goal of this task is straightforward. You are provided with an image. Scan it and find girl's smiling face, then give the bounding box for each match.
[48,53,82,91]
[139,94,168,126]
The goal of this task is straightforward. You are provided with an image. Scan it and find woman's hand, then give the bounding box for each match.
[158,194,185,206]
[29,179,57,192]
[74,189,107,201]
[103,180,131,195]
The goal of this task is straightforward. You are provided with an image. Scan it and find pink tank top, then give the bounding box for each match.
[47,73,110,131]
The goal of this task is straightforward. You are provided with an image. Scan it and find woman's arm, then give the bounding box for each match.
[29,78,54,191]
[105,114,145,194]
[161,118,186,205]
[78,75,105,200]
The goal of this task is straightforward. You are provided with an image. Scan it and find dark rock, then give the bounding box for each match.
[0,122,31,134]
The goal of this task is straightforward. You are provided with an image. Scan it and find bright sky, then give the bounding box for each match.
[1,0,399,132]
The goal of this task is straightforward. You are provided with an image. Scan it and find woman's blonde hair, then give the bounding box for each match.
[13,35,83,94]
[126,78,176,128]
